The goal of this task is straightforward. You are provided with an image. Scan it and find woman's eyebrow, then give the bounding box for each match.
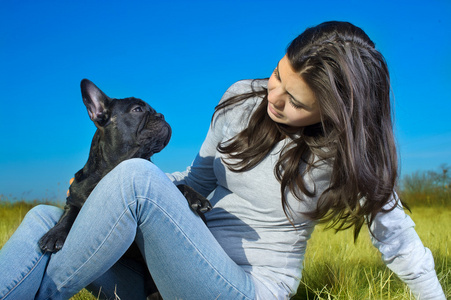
[287,92,309,108]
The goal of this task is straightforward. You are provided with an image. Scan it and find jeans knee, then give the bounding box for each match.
[105,158,179,205]
[24,205,64,231]
[116,158,157,170]
[89,158,170,206]
[113,158,165,182]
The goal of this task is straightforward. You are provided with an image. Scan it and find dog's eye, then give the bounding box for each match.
[132,106,143,112]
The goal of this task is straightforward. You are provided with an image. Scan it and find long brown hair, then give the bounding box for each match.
[216,21,399,239]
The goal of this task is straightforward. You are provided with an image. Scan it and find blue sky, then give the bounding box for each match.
[1,0,450,201]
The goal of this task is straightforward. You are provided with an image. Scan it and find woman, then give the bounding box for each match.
[0,21,445,299]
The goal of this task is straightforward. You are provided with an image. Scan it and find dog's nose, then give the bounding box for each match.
[155,113,164,120]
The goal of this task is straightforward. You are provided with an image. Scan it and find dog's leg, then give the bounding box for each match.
[176,184,211,223]
[38,203,80,252]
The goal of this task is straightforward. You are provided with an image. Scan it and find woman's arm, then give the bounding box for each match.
[369,194,445,299]
[167,80,258,198]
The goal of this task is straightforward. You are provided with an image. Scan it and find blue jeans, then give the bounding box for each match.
[0,159,256,300]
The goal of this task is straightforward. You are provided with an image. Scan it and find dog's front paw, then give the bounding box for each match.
[39,225,69,253]
[177,184,212,213]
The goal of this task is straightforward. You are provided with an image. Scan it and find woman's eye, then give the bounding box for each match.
[132,106,143,112]
[289,99,304,110]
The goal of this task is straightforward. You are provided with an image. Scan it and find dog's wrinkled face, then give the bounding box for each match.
[108,97,171,159]
[81,79,171,161]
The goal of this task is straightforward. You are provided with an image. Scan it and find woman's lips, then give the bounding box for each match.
[268,103,283,118]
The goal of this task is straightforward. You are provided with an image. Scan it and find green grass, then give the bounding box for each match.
[0,201,37,246]
[1,201,449,299]
[295,206,450,299]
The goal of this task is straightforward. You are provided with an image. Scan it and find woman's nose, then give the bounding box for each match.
[268,89,285,108]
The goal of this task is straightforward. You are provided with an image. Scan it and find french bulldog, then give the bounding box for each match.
[38,78,210,252]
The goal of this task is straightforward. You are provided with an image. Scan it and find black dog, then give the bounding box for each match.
[39,79,211,253]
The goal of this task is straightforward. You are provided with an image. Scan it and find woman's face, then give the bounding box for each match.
[267,55,321,128]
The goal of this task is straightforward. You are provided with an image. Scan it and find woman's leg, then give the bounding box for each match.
[0,205,62,299]
[37,158,255,300]
[0,203,148,300]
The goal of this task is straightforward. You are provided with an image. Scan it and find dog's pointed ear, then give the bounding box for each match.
[80,79,111,127]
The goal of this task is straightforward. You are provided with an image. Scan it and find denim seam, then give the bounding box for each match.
[1,252,48,300]
[138,195,254,300]
[45,201,137,299]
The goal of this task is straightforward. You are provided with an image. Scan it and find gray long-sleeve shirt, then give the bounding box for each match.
[168,79,445,299]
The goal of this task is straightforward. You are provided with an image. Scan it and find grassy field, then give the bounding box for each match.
[0,201,449,299]
[296,206,450,299]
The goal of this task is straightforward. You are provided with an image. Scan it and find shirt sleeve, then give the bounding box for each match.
[167,80,255,197]
[369,194,445,299]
